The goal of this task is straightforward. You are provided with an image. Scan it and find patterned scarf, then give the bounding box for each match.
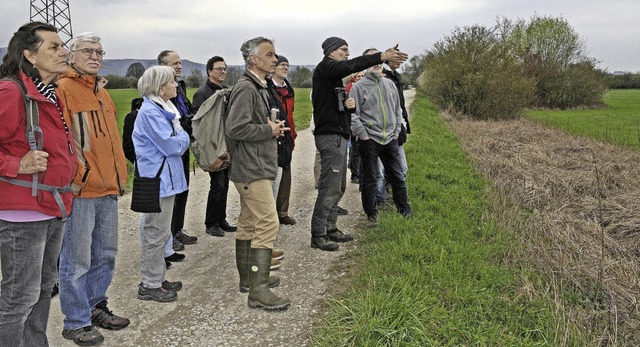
[31,76,57,104]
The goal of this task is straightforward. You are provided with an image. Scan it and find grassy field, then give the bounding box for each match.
[311,94,580,346]
[527,89,640,149]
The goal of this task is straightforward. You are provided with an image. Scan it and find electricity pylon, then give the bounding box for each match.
[30,0,73,47]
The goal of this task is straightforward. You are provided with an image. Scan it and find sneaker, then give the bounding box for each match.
[367,213,379,223]
[220,220,238,232]
[327,229,354,243]
[175,229,197,244]
[62,326,104,346]
[162,280,182,291]
[336,206,348,215]
[205,225,225,237]
[137,284,177,302]
[165,260,172,269]
[270,258,282,270]
[91,300,130,330]
[278,216,297,225]
[311,236,339,251]
[172,237,185,251]
[165,252,185,262]
[271,249,285,260]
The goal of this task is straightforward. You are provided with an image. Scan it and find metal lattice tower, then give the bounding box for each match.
[30,0,73,47]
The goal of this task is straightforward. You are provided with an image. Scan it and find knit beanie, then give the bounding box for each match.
[277,55,289,65]
[322,37,347,56]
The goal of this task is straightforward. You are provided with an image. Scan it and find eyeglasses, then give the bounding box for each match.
[73,48,106,57]
[211,67,227,72]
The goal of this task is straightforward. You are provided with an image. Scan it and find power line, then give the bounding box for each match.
[30,0,73,47]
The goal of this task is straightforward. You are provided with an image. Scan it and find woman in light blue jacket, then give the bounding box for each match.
[132,66,190,302]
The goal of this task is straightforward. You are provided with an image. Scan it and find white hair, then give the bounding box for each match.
[137,66,175,97]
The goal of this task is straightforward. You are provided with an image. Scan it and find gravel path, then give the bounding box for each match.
[44,89,416,347]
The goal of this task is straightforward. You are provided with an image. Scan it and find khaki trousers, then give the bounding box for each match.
[234,179,279,249]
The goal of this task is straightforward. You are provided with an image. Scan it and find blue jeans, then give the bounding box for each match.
[311,134,347,236]
[0,218,64,347]
[359,139,411,217]
[59,196,119,330]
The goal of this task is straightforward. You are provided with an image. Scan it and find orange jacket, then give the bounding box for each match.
[56,66,128,198]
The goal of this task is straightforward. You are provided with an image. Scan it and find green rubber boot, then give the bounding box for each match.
[247,248,290,310]
[236,239,280,293]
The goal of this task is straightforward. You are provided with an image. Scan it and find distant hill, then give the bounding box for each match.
[100,58,206,76]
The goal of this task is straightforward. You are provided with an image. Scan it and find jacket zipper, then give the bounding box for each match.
[377,80,388,142]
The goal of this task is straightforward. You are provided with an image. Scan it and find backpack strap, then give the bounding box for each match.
[2,77,43,196]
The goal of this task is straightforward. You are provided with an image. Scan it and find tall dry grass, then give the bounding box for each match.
[450,115,640,345]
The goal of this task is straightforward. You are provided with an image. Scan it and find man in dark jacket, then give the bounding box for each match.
[192,56,237,237]
[158,50,198,249]
[310,37,408,251]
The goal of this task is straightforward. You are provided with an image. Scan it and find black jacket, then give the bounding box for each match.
[383,69,411,134]
[122,97,144,163]
[266,78,293,169]
[192,79,226,113]
[311,52,383,138]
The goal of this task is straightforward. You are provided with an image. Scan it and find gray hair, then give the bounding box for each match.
[240,37,273,68]
[69,32,101,51]
[137,65,175,97]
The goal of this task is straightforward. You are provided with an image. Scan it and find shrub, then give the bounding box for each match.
[420,25,534,120]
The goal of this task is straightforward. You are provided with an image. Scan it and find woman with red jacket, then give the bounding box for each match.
[0,22,77,346]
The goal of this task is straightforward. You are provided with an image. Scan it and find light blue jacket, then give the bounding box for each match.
[350,72,403,145]
[132,97,190,198]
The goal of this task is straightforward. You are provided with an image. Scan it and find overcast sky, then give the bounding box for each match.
[1,0,638,72]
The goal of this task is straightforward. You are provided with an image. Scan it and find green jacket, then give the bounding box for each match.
[225,71,277,183]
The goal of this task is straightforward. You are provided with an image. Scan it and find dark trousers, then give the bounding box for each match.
[204,168,230,228]
[359,139,410,217]
[276,167,291,218]
[171,149,190,235]
[311,134,347,236]
[348,138,360,180]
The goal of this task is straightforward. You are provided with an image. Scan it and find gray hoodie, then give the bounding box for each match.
[349,71,403,145]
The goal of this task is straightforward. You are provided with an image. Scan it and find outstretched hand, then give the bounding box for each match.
[381,44,408,65]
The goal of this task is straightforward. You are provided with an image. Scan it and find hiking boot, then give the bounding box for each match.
[336,206,348,215]
[220,220,237,232]
[278,216,297,225]
[270,258,281,270]
[175,229,198,244]
[206,225,225,237]
[327,229,353,243]
[62,326,104,346]
[172,237,185,251]
[165,260,172,269]
[311,236,339,251]
[137,284,177,302]
[91,300,130,330]
[165,252,185,262]
[401,210,414,219]
[247,248,291,310]
[161,280,182,291]
[271,249,284,260]
[51,281,59,298]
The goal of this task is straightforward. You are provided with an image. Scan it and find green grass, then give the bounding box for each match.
[527,89,640,149]
[311,93,583,346]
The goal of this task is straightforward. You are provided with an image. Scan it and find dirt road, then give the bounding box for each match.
[44,91,415,346]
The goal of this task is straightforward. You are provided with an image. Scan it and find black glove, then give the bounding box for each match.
[398,124,407,146]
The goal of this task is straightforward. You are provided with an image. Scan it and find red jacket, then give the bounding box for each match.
[273,80,296,145]
[0,72,77,217]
